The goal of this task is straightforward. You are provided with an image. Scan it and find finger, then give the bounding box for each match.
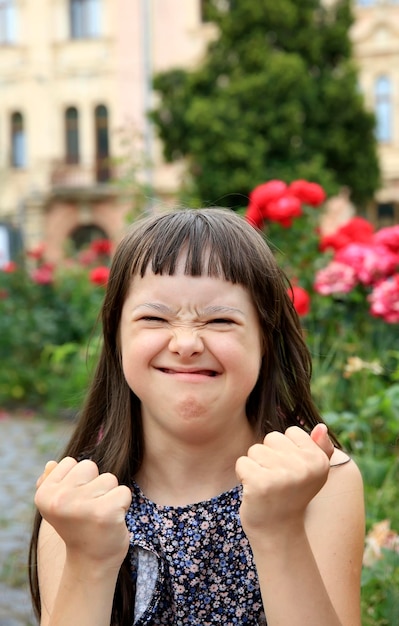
[310,423,335,460]
[236,455,265,485]
[262,430,297,451]
[36,457,77,489]
[284,425,316,447]
[100,484,133,516]
[37,457,98,488]
[70,459,100,485]
[88,472,119,498]
[36,460,58,488]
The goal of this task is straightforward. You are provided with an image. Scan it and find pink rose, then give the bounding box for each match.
[314,261,358,295]
[369,275,399,323]
[373,225,399,252]
[335,243,399,285]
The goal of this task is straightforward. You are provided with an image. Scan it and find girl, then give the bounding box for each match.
[29,208,364,626]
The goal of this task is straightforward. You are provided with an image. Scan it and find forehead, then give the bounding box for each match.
[127,261,253,305]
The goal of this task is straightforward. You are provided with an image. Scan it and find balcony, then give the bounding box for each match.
[49,160,115,200]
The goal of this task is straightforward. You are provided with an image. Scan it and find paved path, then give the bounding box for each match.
[0,415,73,626]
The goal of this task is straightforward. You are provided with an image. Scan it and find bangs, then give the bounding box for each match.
[132,209,263,285]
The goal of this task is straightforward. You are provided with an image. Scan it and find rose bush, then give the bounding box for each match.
[0,239,112,412]
[244,180,399,624]
[244,181,398,365]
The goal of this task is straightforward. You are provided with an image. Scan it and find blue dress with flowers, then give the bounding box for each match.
[125,482,267,625]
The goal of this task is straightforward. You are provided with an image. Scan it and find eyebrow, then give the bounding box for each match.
[132,303,176,314]
[202,305,245,316]
[132,303,245,316]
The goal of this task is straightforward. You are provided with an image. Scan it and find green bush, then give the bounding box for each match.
[0,245,108,413]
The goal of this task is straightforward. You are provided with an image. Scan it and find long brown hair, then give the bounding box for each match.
[29,207,336,625]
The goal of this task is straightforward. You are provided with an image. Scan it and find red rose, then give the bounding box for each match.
[245,203,264,229]
[27,243,46,260]
[89,266,110,286]
[2,261,17,273]
[320,217,374,252]
[265,195,302,227]
[249,180,288,216]
[31,263,54,285]
[288,285,310,316]
[90,239,113,256]
[288,180,326,207]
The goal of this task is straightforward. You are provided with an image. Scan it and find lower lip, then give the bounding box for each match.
[159,370,217,382]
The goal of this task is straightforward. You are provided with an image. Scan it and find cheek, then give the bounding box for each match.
[120,333,164,380]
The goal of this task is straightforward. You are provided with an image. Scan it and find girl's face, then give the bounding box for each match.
[119,257,263,445]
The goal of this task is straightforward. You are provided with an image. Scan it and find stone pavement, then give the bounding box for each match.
[0,415,73,626]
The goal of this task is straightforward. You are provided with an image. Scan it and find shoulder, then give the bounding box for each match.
[328,449,364,491]
[306,450,364,532]
[316,448,364,502]
[330,447,352,467]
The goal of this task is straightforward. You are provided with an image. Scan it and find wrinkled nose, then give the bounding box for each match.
[168,328,204,357]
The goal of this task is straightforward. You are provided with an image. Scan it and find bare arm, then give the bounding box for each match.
[34,458,132,626]
[236,426,364,626]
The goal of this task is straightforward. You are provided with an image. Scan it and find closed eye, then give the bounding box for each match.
[139,316,167,323]
[208,318,235,325]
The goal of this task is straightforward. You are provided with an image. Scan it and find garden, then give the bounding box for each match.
[1,182,399,624]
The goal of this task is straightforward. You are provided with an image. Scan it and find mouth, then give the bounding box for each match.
[158,368,219,378]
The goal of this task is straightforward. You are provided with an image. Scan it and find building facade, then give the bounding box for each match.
[0,0,398,265]
[352,0,399,225]
[0,0,215,264]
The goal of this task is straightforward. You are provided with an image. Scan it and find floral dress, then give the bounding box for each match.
[125,482,267,625]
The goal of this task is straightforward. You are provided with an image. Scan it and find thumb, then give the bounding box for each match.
[36,460,58,488]
[310,423,334,460]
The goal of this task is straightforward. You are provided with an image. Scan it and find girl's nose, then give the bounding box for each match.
[168,327,204,357]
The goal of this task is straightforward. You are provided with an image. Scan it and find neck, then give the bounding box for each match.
[135,423,257,506]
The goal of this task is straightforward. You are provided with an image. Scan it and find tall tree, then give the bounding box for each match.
[151,0,380,207]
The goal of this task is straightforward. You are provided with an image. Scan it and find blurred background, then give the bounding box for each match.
[0,0,398,263]
[0,1,399,625]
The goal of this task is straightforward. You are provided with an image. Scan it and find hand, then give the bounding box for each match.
[236,426,332,540]
[35,457,132,571]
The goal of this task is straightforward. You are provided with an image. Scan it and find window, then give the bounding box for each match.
[95,105,110,182]
[0,223,10,267]
[65,107,80,164]
[375,76,392,143]
[69,224,108,251]
[377,203,395,227]
[70,0,101,39]
[11,112,26,168]
[0,0,16,44]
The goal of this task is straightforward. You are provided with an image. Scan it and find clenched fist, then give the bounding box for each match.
[35,457,132,571]
[236,425,333,540]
